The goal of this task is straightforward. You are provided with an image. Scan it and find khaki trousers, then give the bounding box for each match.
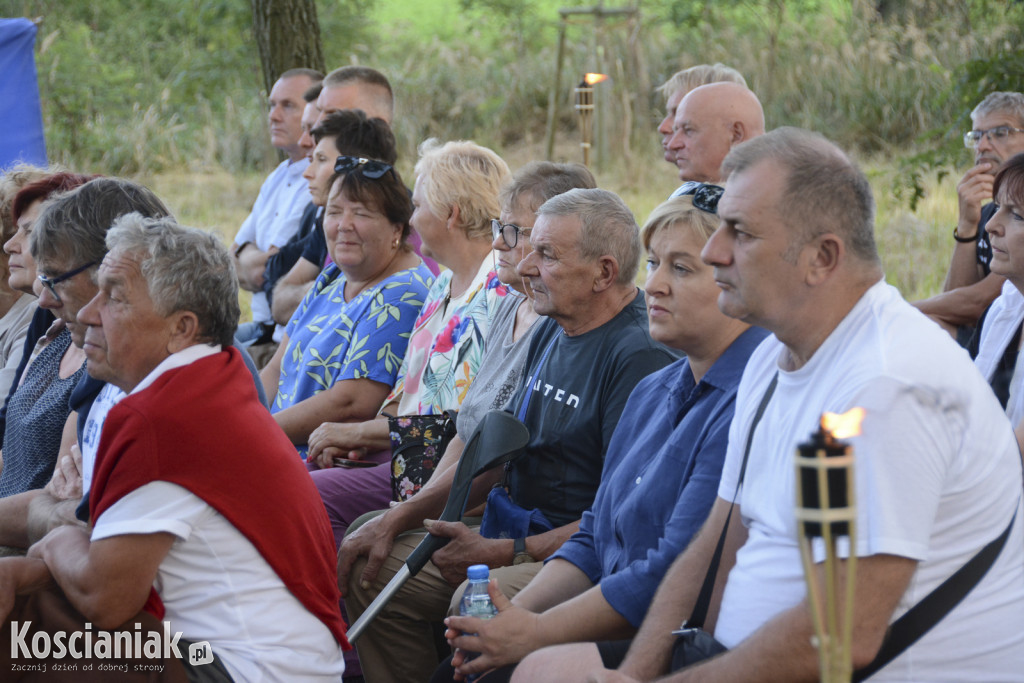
[346,527,541,683]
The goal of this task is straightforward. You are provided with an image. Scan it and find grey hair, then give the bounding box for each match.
[971,92,1024,126]
[501,161,596,214]
[656,63,748,102]
[537,188,641,285]
[722,127,878,265]
[31,178,170,279]
[106,214,239,347]
[0,163,53,241]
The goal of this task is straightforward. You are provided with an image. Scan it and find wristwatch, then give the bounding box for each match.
[512,537,534,565]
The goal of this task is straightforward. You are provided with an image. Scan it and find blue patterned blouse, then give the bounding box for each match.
[273,262,434,457]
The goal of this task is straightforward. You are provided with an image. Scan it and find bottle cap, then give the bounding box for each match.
[467,564,489,580]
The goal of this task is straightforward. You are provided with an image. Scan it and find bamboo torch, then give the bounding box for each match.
[795,408,862,683]
[574,73,607,167]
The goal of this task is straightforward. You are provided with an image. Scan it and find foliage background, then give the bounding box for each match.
[2,0,1023,301]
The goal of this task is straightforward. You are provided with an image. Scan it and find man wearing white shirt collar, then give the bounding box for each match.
[233,68,323,365]
[17,215,348,681]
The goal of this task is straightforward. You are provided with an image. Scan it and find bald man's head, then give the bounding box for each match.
[667,82,765,182]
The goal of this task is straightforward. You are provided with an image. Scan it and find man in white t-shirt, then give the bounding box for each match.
[14,215,347,680]
[233,67,322,361]
[518,128,1024,682]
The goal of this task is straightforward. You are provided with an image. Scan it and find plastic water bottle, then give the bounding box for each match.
[459,564,497,682]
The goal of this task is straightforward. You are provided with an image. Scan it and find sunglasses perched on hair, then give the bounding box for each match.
[334,156,394,179]
[490,219,532,249]
[38,261,98,306]
[963,125,1024,149]
[681,183,725,214]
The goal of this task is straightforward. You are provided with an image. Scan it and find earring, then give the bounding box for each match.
[393,237,400,248]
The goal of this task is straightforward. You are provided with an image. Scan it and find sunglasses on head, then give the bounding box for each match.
[681,183,725,214]
[334,156,394,179]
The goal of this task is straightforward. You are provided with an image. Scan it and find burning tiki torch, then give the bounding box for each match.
[574,73,607,167]
[795,407,863,683]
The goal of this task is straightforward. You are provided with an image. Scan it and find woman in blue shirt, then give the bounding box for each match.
[261,157,433,459]
[437,189,769,682]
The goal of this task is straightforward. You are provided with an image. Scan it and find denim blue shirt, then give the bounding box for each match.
[550,326,768,627]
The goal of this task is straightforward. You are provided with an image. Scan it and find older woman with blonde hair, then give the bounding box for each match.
[306,139,511,545]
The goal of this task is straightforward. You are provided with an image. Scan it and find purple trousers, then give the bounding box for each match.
[308,449,393,549]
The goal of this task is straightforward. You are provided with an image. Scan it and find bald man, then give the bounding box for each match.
[666,82,765,196]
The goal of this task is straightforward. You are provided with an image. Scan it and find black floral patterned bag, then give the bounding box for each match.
[387,411,458,502]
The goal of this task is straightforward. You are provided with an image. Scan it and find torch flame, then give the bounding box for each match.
[821,407,865,440]
[584,73,608,86]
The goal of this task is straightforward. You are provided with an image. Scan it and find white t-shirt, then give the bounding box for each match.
[234,158,311,329]
[715,280,1024,681]
[92,482,343,682]
[975,279,1024,425]
[80,383,125,499]
[88,346,344,681]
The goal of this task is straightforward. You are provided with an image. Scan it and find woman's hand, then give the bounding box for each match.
[307,422,366,469]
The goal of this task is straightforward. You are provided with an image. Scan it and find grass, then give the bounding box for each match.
[144,135,961,323]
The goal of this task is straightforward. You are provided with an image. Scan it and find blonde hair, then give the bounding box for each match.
[657,63,747,103]
[414,139,510,241]
[641,195,719,250]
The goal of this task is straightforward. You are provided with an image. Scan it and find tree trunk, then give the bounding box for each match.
[250,0,326,95]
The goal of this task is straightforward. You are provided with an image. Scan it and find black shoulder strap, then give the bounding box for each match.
[853,503,1018,681]
[686,372,778,630]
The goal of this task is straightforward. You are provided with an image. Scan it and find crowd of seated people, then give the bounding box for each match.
[0,57,1021,683]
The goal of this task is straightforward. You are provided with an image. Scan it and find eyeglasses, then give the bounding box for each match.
[963,125,1024,149]
[38,261,97,305]
[491,219,532,249]
[334,156,394,179]
[681,183,725,214]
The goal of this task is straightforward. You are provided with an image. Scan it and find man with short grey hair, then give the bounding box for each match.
[915,90,1024,337]
[18,216,349,680]
[317,65,394,125]
[343,187,676,683]
[525,128,1024,682]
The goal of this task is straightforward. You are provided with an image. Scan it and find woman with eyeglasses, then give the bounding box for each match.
[970,153,1024,446]
[0,171,95,497]
[303,139,511,546]
[431,189,769,683]
[260,156,434,459]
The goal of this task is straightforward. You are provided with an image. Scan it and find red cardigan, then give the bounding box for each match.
[90,347,349,649]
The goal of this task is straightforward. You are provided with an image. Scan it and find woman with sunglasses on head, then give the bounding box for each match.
[431,188,769,683]
[260,156,434,461]
[304,139,511,546]
[969,152,1024,449]
[0,172,95,498]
